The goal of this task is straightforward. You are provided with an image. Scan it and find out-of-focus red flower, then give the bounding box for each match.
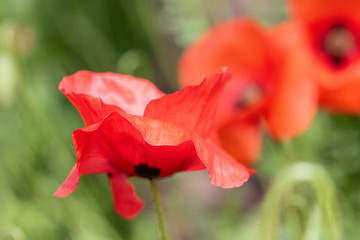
[284,0,360,113]
[178,18,317,166]
[54,70,252,219]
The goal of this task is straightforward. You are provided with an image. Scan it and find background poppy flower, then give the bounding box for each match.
[286,0,360,113]
[178,18,317,166]
[54,70,252,219]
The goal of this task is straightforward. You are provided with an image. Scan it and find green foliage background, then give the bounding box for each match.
[0,0,358,239]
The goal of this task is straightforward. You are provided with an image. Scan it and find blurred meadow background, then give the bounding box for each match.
[0,0,359,239]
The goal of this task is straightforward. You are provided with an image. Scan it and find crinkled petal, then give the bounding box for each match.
[110,172,144,219]
[59,71,164,125]
[191,133,252,189]
[144,69,231,137]
[177,17,277,137]
[72,123,125,175]
[53,124,120,198]
[73,112,205,178]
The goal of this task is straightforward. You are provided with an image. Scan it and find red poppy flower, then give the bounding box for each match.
[53,70,252,219]
[178,18,317,166]
[284,0,360,113]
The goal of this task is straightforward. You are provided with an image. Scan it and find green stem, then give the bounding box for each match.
[150,179,168,240]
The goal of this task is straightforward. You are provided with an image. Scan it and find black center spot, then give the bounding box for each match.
[322,24,356,66]
[134,164,161,179]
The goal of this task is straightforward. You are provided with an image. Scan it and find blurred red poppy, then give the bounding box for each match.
[285,0,360,113]
[54,70,252,219]
[178,18,317,166]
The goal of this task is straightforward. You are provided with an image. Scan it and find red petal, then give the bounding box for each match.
[191,133,251,188]
[73,123,124,175]
[126,114,206,174]
[177,17,277,137]
[265,75,318,140]
[54,124,120,198]
[73,112,205,178]
[274,20,360,114]
[110,172,144,219]
[214,76,266,127]
[320,79,360,113]
[59,71,164,125]
[144,69,231,137]
[265,23,319,140]
[289,0,360,23]
[53,166,80,197]
[178,18,271,88]
[217,118,262,167]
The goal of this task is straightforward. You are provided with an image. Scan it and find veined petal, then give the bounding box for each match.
[73,112,205,178]
[59,71,164,125]
[191,133,252,189]
[126,114,206,175]
[126,114,191,145]
[144,69,231,137]
[110,172,144,219]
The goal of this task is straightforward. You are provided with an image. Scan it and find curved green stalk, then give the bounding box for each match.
[260,162,342,240]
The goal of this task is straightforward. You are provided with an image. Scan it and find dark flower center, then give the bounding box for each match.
[322,24,356,66]
[235,84,263,109]
[134,163,161,179]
